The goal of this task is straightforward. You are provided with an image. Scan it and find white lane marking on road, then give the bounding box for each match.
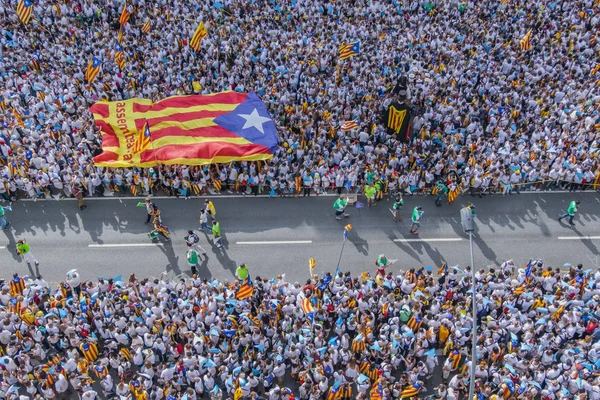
[236,240,313,245]
[394,238,463,243]
[88,243,164,248]
[0,246,5,249]
[557,236,600,240]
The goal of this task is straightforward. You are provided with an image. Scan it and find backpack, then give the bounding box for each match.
[150,202,159,211]
[191,234,199,244]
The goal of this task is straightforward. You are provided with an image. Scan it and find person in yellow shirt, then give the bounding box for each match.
[204,200,216,220]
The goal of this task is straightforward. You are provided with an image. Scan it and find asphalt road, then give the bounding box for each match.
[1,191,599,284]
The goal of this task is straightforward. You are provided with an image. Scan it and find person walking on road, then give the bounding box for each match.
[212,220,222,249]
[333,195,350,220]
[0,204,9,230]
[184,230,207,258]
[236,263,249,281]
[410,206,424,235]
[186,247,201,275]
[16,239,39,267]
[72,183,86,210]
[559,200,580,225]
[149,216,170,241]
[199,209,210,231]
[144,198,160,224]
[205,200,216,221]
[392,195,404,222]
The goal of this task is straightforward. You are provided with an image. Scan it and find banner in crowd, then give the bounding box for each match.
[91,92,278,167]
[383,102,412,142]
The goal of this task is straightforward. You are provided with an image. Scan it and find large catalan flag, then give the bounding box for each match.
[90,92,278,167]
[339,40,360,61]
[85,57,102,83]
[16,0,33,25]
[119,2,130,25]
[190,22,208,51]
[236,274,254,300]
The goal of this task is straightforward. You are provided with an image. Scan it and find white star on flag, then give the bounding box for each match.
[238,109,271,134]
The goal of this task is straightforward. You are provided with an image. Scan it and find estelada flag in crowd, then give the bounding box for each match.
[85,57,102,83]
[520,29,533,51]
[383,101,412,142]
[189,21,208,51]
[338,40,360,61]
[90,92,278,167]
[236,274,254,300]
[16,0,33,25]
[119,1,131,26]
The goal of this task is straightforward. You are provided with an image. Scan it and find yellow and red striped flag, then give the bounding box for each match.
[16,0,33,25]
[590,63,600,76]
[119,2,130,25]
[31,58,41,72]
[85,57,102,83]
[117,26,124,45]
[339,40,360,61]
[236,275,253,300]
[400,383,422,398]
[340,119,359,131]
[309,257,316,276]
[520,29,533,51]
[114,42,126,70]
[142,20,151,33]
[189,22,208,51]
[12,107,24,127]
[90,92,278,167]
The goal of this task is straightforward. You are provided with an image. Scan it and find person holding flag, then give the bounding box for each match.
[375,254,396,277]
[392,194,404,221]
[333,194,350,220]
[16,239,39,268]
[409,206,424,235]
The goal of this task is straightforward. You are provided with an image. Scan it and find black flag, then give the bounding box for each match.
[384,101,412,142]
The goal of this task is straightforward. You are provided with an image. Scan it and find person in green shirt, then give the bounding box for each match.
[365,183,376,207]
[236,264,249,281]
[559,200,580,225]
[186,248,200,275]
[212,220,222,248]
[16,239,39,267]
[434,182,449,207]
[392,195,404,222]
[333,195,350,220]
[0,205,9,230]
[409,206,424,235]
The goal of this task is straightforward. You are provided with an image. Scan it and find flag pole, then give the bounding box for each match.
[335,225,352,275]
[145,119,159,167]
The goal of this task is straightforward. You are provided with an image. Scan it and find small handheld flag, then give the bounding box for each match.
[309,258,316,276]
[343,224,352,240]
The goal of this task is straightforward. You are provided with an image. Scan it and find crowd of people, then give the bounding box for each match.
[1,0,600,203]
[1,258,599,399]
